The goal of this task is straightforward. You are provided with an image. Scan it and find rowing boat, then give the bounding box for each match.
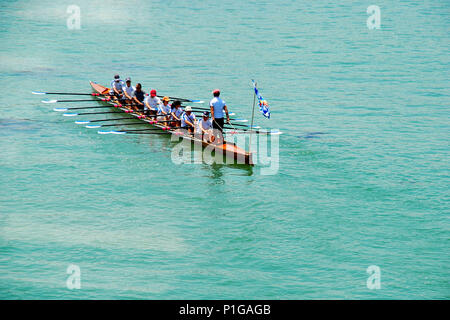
[89,81,253,165]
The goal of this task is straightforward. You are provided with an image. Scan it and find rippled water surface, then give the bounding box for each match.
[0,0,449,299]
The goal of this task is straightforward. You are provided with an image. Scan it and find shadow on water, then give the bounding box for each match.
[0,118,41,135]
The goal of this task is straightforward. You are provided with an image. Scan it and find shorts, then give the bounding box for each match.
[213,118,224,132]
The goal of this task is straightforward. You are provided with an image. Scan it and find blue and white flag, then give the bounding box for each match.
[252,80,271,119]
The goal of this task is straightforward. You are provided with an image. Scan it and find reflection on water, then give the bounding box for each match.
[206,162,254,185]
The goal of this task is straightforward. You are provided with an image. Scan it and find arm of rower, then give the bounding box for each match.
[133,97,142,105]
[210,106,214,120]
[186,119,195,127]
[224,105,230,123]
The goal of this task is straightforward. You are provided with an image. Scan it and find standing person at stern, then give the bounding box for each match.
[210,89,230,143]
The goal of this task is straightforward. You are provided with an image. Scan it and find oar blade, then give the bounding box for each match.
[53,108,68,112]
[63,113,78,117]
[232,119,248,123]
[32,91,46,95]
[42,99,57,104]
[75,120,90,125]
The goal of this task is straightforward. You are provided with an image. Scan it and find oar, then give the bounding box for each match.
[98,128,174,135]
[98,130,172,135]
[224,124,261,129]
[33,91,104,96]
[54,105,114,112]
[180,114,247,122]
[107,127,172,132]
[188,106,210,111]
[42,98,111,103]
[190,110,235,117]
[224,129,282,135]
[63,111,125,117]
[75,117,136,124]
[85,122,151,129]
[158,95,204,104]
[148,119,180,123]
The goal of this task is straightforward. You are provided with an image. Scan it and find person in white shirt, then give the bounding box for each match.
[180,106,196,133]
[196,111,214,142]
[157,96,171,122]
[170,100,183,127]
[122,77,135,106]
[109,74,125,99]
[210,89,230,143]
[144,89,161,116]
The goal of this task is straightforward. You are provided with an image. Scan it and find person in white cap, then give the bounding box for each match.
[122,77,135,105]
[109,74,125,99]
[180,106,196,133]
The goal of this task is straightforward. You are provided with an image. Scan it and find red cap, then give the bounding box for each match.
[212,89,220,95]
[150,89,157,97]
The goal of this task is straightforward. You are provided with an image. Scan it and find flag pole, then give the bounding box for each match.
[249,81,257,154]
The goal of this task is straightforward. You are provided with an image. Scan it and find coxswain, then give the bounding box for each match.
[196,111,214,142]
[210,89,230,143]
[180,106,196,133]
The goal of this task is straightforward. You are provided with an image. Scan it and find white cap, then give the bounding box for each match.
[185,106,192,112]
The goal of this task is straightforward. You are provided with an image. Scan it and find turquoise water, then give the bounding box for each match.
[1,0,449,299]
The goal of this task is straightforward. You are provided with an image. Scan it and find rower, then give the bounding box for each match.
[210,89,230,143]
[157,96,171,123]
[110,74,125,100]
[196,111,214,142]
[180,106,196,134]
[170,100,183,127]
[122,77,135,106]
[144,89,161,116]
[131,83,145,112]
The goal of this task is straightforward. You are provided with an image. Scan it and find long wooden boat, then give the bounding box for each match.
[90,81,253,165]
